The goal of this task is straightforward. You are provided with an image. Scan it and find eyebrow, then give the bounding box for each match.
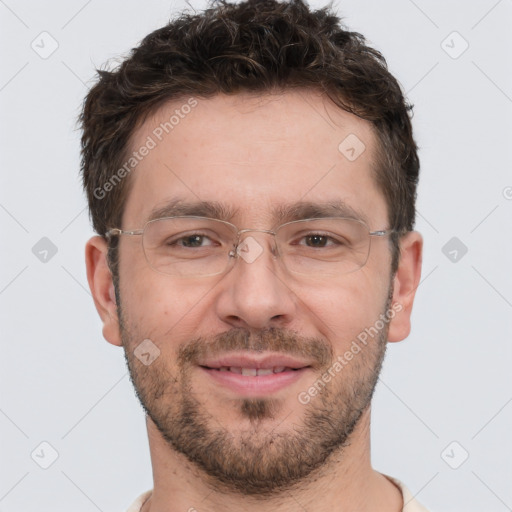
[147,198,240,223]
[146,197,368,226]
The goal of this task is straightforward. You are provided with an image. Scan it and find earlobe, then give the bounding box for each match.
[387,231,423,343]
[85,236,122,347]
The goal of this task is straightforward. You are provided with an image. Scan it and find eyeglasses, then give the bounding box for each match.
[106,216,396,278]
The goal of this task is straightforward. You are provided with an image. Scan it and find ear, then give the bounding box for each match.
[85,236,122,346]
[387,231,423,343]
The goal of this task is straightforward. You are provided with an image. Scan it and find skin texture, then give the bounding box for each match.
[86,90,423,512]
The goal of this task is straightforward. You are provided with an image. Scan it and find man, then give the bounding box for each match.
[81,0,426,510]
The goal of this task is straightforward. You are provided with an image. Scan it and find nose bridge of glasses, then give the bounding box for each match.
[237,227,276,238]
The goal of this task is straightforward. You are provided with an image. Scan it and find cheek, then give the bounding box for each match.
[120,265,220,345]
[292,271,388,354]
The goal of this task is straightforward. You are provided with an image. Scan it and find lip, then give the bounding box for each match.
[198,352,313,396]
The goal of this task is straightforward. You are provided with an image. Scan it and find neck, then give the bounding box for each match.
[140,408,403,512]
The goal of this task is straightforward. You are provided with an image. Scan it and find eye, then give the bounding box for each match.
[299,233,341,248]
[167,233,217,248]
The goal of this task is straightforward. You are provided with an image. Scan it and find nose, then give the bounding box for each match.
[214,232,297,330]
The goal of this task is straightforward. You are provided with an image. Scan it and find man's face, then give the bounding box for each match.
[114,91,396,494]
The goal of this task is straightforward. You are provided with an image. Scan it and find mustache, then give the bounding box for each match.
[177,327,333,369]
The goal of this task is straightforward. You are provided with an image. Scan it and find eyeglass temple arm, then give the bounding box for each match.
[369,229,402,237]
[105,228,144,238]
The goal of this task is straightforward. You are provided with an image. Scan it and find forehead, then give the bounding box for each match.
[122,90,387,228]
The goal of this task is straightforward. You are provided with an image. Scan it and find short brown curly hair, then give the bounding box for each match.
[79,0,419,279]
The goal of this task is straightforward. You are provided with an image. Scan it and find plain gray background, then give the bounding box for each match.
[1,0,511,510]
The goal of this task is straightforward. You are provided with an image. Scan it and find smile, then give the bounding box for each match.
[209,366,299,375]
[198,353,312,396]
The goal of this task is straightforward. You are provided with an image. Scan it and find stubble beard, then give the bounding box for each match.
[119,295,391,496]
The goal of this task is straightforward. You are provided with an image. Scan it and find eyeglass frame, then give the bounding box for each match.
[105,215,400,277]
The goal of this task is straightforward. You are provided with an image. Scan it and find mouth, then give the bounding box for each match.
[198,353,313,396]
[205,366,302,376]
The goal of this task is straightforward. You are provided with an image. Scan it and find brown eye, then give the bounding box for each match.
[175,235,209,247]
[304,235,329,247]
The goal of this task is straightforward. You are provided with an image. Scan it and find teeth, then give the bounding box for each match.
[213,366,295,375]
